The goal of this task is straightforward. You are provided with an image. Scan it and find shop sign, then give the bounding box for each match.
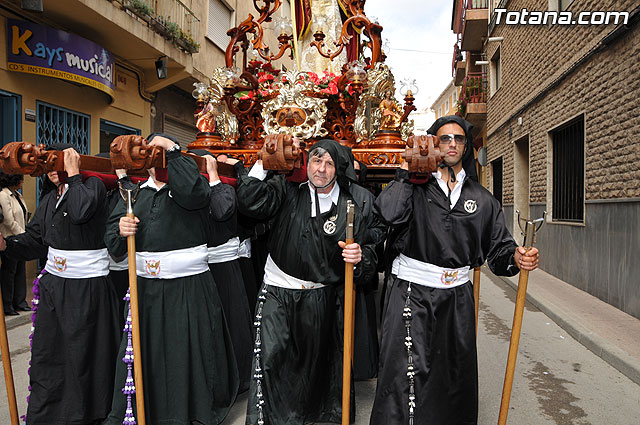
[6,19,115,99]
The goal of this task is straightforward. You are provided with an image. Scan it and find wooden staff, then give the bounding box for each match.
[497,212,544,425]
[342,200,355,425]
[473,267,481,335]
[0,291,19,425]
[120,186,146,425]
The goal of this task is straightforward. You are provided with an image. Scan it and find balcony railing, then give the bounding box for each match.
[118,0,201,53]
[461,72,486,104]
[454,0,489,35]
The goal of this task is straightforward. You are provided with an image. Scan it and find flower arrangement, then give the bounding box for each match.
[235,61,355,101]
[236,60,281,100]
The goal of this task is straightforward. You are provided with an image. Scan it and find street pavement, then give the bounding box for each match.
[2,269,640,424]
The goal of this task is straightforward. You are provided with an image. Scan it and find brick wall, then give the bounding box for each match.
[485,0,639,202]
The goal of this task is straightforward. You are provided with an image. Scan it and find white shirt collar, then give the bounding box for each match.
[140,177,165,191]
[308,181,340,217]
[432,168,467,210]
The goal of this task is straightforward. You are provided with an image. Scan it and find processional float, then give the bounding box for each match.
[0,0,478,423]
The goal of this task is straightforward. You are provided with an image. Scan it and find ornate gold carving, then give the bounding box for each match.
[261,70,329,140]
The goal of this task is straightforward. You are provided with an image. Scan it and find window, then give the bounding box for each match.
[492,157,503,206]
[36,101,90,154]
[0,90,21,148]
[553,0,573,11]
[490,47,501,96]
[208,0,234,50]
[100,119,140,153]
[36,101,90,205]
[551,115,584,222]
[453,90,457,103]
[445,99,449,113]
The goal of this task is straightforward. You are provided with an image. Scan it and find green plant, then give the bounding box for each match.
[456,98,467,116]
[165,20,181,40]
[127,0,153,16]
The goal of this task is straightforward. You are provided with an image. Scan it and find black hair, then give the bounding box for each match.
[0,172,24,189]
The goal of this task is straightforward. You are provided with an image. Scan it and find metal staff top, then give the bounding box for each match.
[516,210,546,249]
[119,182,141,214]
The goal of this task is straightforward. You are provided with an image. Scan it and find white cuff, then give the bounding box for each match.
[209,180,221,187]
[248,161,268,181]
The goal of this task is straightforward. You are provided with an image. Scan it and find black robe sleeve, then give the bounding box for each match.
[234,162,287,220]
[4,195,48,261]
[485,202,519,277]
[66,174,106,224]
[210,183,236,222]
[167,151,210,211]
[374,168,415,226]
[354,195,386,285]
[105,200,128,260]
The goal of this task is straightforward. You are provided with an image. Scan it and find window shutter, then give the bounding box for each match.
[208,0,233,50]
[163,116,198,149]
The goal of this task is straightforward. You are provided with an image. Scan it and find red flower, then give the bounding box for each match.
[307,72,320,84]
[327,81,338,95]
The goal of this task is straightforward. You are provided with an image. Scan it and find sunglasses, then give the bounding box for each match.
[438,134,466,145]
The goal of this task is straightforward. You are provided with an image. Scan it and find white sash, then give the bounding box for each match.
[238,238,252,258]
[395,253,470,289]
[109,256,129,271]
[136,244,209,279]
[207,237,241,263]
[45,247,109,279]
[263,254,326,290]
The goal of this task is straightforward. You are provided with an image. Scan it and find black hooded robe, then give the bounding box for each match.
[4,174,120,425]
[207,181,253,393]
[370,116,519,425]
[103,153,238,425]
[235,140,385,425]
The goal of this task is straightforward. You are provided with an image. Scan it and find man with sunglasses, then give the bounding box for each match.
[371,115,539,425]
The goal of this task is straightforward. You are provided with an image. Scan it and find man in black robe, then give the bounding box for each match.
[224,139,385,425]
[0,146,120,425]
[104,135,238,425]
[370,115,540,425]
[190,149,253,393]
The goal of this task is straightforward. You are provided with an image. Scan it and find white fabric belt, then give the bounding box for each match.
[109,256,129,271]
[238,238,252,258]
[136,244,209,279]
[208,237,241,263]
[395,253,470,289]
[45,247,109,279]
[263,254,326,290]
[391,256,400,276]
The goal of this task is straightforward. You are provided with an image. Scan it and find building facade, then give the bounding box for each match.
[431,79,460,120]
[1,0,286,277]
[453,0,640,318]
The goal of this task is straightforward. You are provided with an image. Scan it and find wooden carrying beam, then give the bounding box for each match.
[0,139,237,178]
[110,135,237,177]
[0,142,112,176]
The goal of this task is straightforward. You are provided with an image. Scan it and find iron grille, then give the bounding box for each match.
[552,116,584,222]
[36,101,90,154]
[492,157,503,206]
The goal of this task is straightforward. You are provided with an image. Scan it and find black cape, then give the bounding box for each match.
[207,181,253,393]
[370,167,519,425]
[103,153,239,425]
[5,174,120,425]
[234,140,385,424]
